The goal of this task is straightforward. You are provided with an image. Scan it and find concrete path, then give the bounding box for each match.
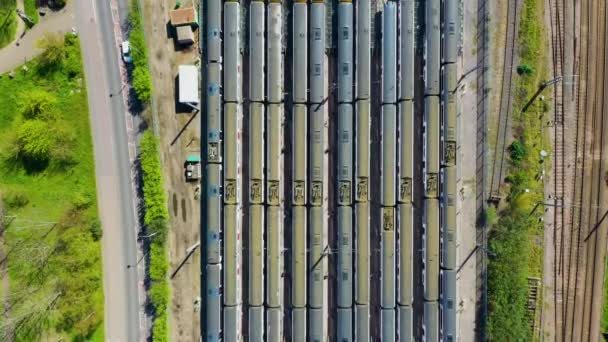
[0,2,75,74]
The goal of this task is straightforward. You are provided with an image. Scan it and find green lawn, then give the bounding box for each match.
[0,0,17,48]
[23,0,38,25]
[0,34,103,340]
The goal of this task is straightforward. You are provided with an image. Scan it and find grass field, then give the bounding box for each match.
[0,0,16,48]
[0,34,103,340]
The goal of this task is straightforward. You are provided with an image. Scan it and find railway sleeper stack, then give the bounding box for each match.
[336,1,354,341]
[397,0,415,341]
[440,0,459,340]
[424,0,441,339]
[381,2,398,340]
[354,0,371,340]
[307,1,326,340]
[204,0,225,340]
[266,1,285,341]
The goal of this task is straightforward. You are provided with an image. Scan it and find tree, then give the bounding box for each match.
[15,120,55,161]
[37,33,65,68]
[133,67,152,102]
[509,140,527,165]
[19,90,57,120]
[517,64,535,76]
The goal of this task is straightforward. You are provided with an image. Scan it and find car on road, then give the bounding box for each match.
[121,41,133,63]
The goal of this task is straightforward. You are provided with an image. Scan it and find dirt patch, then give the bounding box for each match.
[141,0,200,340]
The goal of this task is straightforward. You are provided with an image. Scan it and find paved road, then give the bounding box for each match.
[74,0,141,341]
[0,2,75,74]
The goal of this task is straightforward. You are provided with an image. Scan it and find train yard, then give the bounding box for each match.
[201,0,460,340]
[545,0,608,338]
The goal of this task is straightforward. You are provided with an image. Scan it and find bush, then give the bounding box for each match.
[89,219,102,241]
[15,119,55,162]
[37,33,65,69]
[509,140,527,165]
[19,90,57,120]
[133,67,152,102]
[3,191,30,209]
[517,64,535,76]
[152,312,168,342]
[149,242,168,282]
[149,281,169,315]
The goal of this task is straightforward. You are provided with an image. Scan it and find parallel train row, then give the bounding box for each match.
[354,0,371,340]
[203,0,224,341]
[423,0,441,339]
[440,0,459,340]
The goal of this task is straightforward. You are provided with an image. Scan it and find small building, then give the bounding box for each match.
[176,26,195,45]
[170,7,198,28]
[178,65,199,105]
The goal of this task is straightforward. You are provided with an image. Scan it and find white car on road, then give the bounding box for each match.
[121,41,133,63]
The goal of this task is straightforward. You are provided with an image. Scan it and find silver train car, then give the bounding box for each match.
[249,1,265,102]
[224,305,240,341]
[267,307,282,342]
[292,104,307,205]
[338,1,354,103]
[381,207,396,308]
[399,305,413,341]
[441,270,457,341]
[249,205,264,307]
[425,0,441,95]
[442,0,459,65]
[425,96,440,199]
[338,104,353,205]
[309,307,323,342]
[424,199,440,302]
[249,305,264,342]
[293,2,308,104]
[398,203,413,305]
[249,103,265,204]
[266,206,282,309]
[442,63,457,167]
[399,0,415,100]
[292,307,307,342]
[206,63,222,164]
[292,206,307,308]
[206,0,221,63]
[337,308,353,341]
[337,206,353,308]
[309,1,325,104]
[424,301,439,342]
[309,104,324,206]
[223,204,239,307]
[382,1,397,104]
[267,103,282,206]
[223,103,239,205]
[355,203,369,305]
[206,264,222,341]
[382,308,396,342]
[223,1,241,103]
[356,0,370,99]
[309,206,324,309]
[355,304,370,341]
[355,100,370,202]
[382,104,397,206]
[398,101,414,204]
[267,2,283,103]
[442,167,457,270]
[206,164,222,264]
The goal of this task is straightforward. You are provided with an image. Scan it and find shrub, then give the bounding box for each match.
[509,140,527,165]
[37,33,65,69]
[517,64,535,76]
[3,191,30,209]
[133,67,152,102]
[89,219,102,241]
[19,90,57,120]
[149,242,168,282]
[15,120,55,162]
[152,312,168,342]
[149,281,169,315]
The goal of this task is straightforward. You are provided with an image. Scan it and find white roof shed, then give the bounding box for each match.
[179,65,199,104]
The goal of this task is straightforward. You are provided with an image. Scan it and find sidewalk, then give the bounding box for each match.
[0,2,75,74]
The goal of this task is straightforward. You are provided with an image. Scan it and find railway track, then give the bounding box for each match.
[558,0,608,339]
[489,0,520,199]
